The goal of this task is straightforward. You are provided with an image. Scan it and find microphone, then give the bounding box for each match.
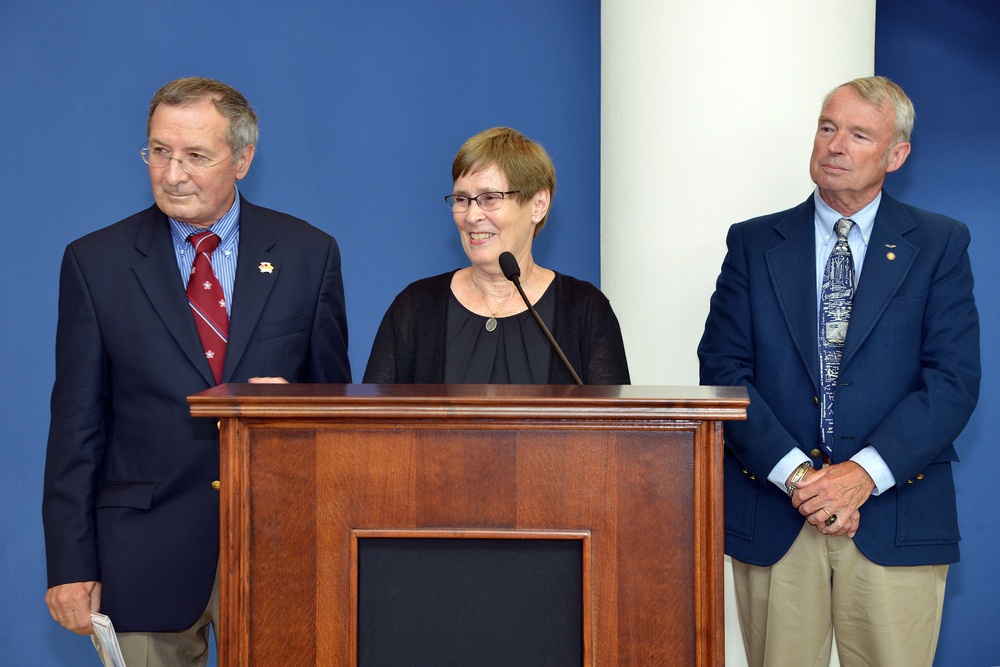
[499,252,583,385]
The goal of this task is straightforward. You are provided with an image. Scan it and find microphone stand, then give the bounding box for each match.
[500,252,583,386]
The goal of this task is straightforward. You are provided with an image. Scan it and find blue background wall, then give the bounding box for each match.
[877,1,999,664]
[0,2,600,664]
[1,1,996,665]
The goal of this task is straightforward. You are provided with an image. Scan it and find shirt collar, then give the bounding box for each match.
[169,188,241,250]
[812,188,879,245]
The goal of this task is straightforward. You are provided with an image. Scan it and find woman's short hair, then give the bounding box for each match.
[452,127,557,234]
[147,77,259,162]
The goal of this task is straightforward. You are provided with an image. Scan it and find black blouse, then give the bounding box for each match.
[444,282,555,383]
[363,270,630,385]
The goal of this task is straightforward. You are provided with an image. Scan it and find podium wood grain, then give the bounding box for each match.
[190,384,747,666]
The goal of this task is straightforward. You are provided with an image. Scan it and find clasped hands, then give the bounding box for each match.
[788,461,875,537]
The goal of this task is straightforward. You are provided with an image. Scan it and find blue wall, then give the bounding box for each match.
[2,1,997,665]
[0,2,599,664]
[877,1,1000,664]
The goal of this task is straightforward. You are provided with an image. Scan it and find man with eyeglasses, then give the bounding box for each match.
[42,77,351,665]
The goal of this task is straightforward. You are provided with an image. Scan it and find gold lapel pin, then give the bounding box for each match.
[258,262,274,274]
[886,252,896,261]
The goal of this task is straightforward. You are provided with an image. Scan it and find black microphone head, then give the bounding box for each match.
[499,252,521,280]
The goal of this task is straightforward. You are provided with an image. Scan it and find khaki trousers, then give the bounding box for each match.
[732,522,947,667]
[116,567,220,667]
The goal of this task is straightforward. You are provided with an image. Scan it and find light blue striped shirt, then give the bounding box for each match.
[169,191,241,316]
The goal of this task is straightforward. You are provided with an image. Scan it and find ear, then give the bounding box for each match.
[885,141,910,173]
[235,145,256,180]
[531,189,551,223]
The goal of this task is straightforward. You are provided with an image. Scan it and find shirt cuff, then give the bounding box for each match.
[768,449,812,493]
[850,446,896,495]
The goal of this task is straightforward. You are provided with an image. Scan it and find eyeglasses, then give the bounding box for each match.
[140,145,232,176]
[444,190,520,213]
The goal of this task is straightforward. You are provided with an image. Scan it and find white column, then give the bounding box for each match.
[601,1,875,664]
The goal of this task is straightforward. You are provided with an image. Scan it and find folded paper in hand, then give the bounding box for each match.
[91,611,127,667]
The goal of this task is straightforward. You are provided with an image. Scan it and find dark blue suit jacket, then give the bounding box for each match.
[43,196,351,632]
[699,192,980,567]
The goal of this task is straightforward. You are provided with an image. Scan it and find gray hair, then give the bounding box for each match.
[147,77,259,161]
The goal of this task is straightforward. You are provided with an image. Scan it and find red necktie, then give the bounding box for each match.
[187,231,229,384]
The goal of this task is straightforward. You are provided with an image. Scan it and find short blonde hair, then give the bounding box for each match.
[830,76,915,148]
[452,127,556,235]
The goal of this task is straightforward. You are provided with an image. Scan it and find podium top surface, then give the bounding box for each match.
[189,384,748,422]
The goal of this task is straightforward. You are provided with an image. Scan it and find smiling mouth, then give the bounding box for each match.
[470,232,495,241]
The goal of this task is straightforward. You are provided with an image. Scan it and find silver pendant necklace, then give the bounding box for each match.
[475,281,516,332]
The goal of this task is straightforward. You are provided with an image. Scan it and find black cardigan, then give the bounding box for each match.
[363,270,630,385]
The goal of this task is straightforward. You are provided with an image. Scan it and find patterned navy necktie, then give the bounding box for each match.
[187,231,229,384]
[819,218,855,455]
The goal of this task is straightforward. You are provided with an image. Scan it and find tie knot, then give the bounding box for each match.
[835,218,854,241]
[189,231,221,254]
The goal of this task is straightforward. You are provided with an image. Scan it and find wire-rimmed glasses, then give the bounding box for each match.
[140,145,231,176]
[444,190,520,212]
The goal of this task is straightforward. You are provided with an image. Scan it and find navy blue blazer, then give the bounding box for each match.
[43,196,351,632]
[698,192,980,567]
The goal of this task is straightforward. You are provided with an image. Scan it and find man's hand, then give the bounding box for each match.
[46,581,101,635]
[792,461,875,537]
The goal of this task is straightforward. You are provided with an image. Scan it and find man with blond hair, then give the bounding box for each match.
[699,76,980,665]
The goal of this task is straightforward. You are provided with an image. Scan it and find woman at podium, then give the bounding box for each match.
[363,126,629,385]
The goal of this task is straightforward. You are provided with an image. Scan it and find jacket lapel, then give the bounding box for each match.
[222,197,279,382]
[765,199,820,388]
[131,206,217,385]
[842,193,917,367]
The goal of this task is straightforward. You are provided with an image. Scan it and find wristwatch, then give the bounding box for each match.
[786,461,812,498]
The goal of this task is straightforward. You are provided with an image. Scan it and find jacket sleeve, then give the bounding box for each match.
[581,289,630,385]
[306,235,352,383]
[863,220,980,482]
[363,273,452,384]
[42,244,107,587]
[698,223,806,477]
[552,275,630,385]
[363,296,407,383]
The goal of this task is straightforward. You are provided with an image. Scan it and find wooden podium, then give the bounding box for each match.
[189,384,747,666]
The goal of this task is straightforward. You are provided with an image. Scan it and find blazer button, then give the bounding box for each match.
[212,480,221,490]
[813,395,819,405]
[915,473,924,480]
[810,448,822,458]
